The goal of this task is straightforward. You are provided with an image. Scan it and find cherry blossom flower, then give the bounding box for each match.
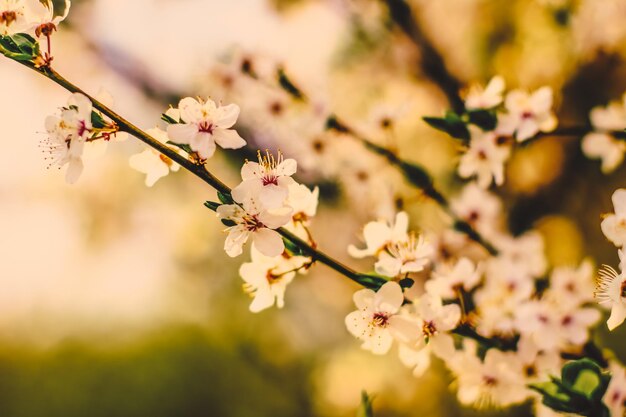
[514,336,561,385]
[166,97,246,159]
[450,182,503,238]
[410,294,461,359]
[129,128,182,187]
[493,231,547,278]
[582,96,626,173]
[465,76,505,110]
[500,87,558,142]
[239,247,309,313]
[374,233,433,278]
[596,252,626,331]
[458,127,511,189]
[345,281,420,355]
[450,343,528,408]
[231,150,297,210]
[546,260,596,310]
[348,211,409,258]
[43,92,92,184]
[426,257,482,299]
[601,188,626,247]
[603,362,626,417]
[25,0,69,36]
[284,183,319,240]
[216,198,291,258]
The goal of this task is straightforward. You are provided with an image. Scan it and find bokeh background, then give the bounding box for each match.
[1,0,626,416]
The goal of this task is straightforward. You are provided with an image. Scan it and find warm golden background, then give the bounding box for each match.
[1,0,626,416]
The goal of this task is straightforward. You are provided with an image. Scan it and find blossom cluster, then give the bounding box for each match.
[457,76,558,188]
[581,94,626,174]
[343,179,626,412]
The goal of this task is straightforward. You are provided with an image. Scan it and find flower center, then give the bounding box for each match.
[77,120,88,137]
[422,321,437,337]
[521,111,534,120]
[198,121,214,134]
[262,175,278,186]
[372,312,390,328]
[483,375,498,387]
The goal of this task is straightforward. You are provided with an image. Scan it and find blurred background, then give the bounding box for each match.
[1,0,626,416]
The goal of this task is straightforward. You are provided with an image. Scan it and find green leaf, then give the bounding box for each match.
[466,109,498,131]
[91,111,108,129]
[217,191,234,205]
[204,201,220,212]
[423,111,470,141]
[356,391,374,417]
[221,219,236,227]
[283,238,306,257]
[0,33,40,62]
[354,274,387,290]
[161,113,178,124]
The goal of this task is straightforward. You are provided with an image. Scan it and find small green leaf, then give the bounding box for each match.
[161,113,178,124]
[423,111,470,141]
[204,201,220,212]
[217,191,234,205]
[283,238,306,257]
[221,219,236,227]
[0,33,40,62]
[91,111,108,129]
[466,109,498,131]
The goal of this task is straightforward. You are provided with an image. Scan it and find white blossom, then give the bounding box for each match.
[231,150,297,210]
[239,247,309,313]
[582,96,626,173]
[166,97,246,159]
[596,251,626,331]
[216,198,291,258]
[0,0,29,35]
[43,92,92,184]
[601,189,626,247]
[603,362,626,417]
[426,257,482,299]
[458,127,511,189]
[129,128,182,187]
[450,182,503,238]
[465,76,505,110]
[374,233,433,278]
[345,281,420,355]
[500,86,558,142]
[348,211,409,259]
[25,0,69,36]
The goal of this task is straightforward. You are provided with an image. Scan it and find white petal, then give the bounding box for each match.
[65,158,83,184]
[215,103,240,129]
[252,228,284,257]
[212,129,246,149]
[167,123,197,145]
[608,303,626,331]
[375,281,404,314]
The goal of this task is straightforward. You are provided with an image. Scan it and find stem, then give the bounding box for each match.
[9,58,384,290]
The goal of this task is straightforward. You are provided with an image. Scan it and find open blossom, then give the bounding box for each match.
[458,128,511,189]
[166,97,246,159]
[450,182,503,238]
[43,92,92,184]
[597,251,626,331]
[601,188,626,247]
[239,247,309,313]
[450,342,528,408]
[26,0,69,36]
[231,150,297,210]
[129,128,181,187]
[375,233,433,278]
[603,362,626,417]
[500,86,558,142]
[216,197,291,258]
[348,211,409,258]
[582,96,626,173]
[547,260,596,309]
[465,76,505,110]
[409,294,461,359]
[345,281,419,354]
[284,183,319,239]
[426,257,481,299]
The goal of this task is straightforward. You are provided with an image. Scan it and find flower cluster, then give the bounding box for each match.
[456,76,558,188]
[215,150,319,312]
[43,92,126,183]
[344,180,611,410]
